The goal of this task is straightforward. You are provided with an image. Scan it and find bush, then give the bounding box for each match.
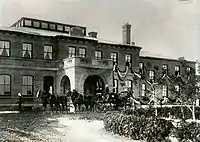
[103,112,174,142]
[176,121,200,142]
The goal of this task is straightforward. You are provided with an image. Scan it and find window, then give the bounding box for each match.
[175,85,180,93]
[68,46,76,57]
[21,20,24,26]
[125,54,132,66]
[33,21,40,27]
[141,83,146,96]
[110,52,118,63]
[57,25,63,31]
[79,48,86,57]
[139,62,144,70]
[162,85,168,97]
[64,26,70,34]
[22,76,33,96]
[22,43,32,58]
[113,79,118,93]
[0,75,11,95]
[44,45,53,59]
[175,66,180,75]
[24,20,32,26]
[125,80,132,89]
[41,23,48,29]
[95,50,102,59]
[49,24,56,30]
[0,41,10,57]
[149,70,155,81]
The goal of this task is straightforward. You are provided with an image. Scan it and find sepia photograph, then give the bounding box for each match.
[0,0,200,141]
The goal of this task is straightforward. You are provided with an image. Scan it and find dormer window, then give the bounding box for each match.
[57,25,63,31]
[49,24,56,30]
[33,21,40,28]
[24,19,32,26]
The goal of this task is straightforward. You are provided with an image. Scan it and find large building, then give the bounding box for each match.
[0,17,196,104]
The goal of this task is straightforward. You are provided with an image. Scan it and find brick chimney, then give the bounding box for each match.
[122,23,131,44]
[88,31,98,38]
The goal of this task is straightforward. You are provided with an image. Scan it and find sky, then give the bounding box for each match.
[0,0,199,61]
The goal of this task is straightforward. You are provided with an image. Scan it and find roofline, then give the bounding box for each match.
[11,17,87,30]
[98,42,142,50]
[140,56,195,64]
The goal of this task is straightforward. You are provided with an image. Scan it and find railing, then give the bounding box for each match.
[59,56,113,69]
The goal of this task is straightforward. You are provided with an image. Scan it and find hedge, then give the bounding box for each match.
[103,112,174,142]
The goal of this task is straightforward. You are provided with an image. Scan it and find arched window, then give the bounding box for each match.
[0,75,11,95]
[22,76,33,95]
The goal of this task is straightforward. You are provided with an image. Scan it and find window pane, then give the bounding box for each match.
[44,45,53,59]
[49,24,56,30]
[0,86,4,95]
[0,75,3,84]
[4,75,10,84]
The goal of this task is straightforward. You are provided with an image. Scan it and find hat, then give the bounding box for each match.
[17,93,22,97]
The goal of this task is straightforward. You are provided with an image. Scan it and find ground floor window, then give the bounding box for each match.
[0,75,11,95]
[113,79,118,93]
[141,83,146,96]
[162,85,168,97]
[22,76,33,95]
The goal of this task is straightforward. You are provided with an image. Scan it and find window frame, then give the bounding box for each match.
[33,21,40,28]
[44,45,53,60]
[22,75,34,96]
[95,50,103,60]
[113,79,118,93]
[110,52,118,63]
[79,47,86,57]
[68,46,76,57]
[0,74,11,96]
[0,40,10,57]
[149,70,155,81]
[125,53,132,66]
[22,43,33,59]
[141,83,146,96]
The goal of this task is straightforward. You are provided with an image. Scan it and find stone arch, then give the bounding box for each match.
[60,75,71,95]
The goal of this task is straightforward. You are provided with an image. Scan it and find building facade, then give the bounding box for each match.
[0,17,196,104]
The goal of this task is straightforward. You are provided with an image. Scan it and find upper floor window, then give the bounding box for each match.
[22,43,32,58]
[95,50,102,59]
[24,19,32,26]
[175,66,180,76]
[41,22,48,29]
[141,83,146,96]
[57,25,63,31]
[149,70,155,81]
[44,45,53,59]
[162,85,168,97]
[68,46,76,57]
[49,24,56,30]
[65,26,70,34]
[33,21,40,28]
[113,79,118,93]
[79,48,86,57]
[0,41,10,57]
[22,76,33,96]
[0,75,11,95]
[110,52,118,63]
[125,54,132,66]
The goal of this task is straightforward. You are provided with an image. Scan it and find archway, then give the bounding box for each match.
[43,76,54,92]
[60,75,71,95]
[84,75,105,95]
